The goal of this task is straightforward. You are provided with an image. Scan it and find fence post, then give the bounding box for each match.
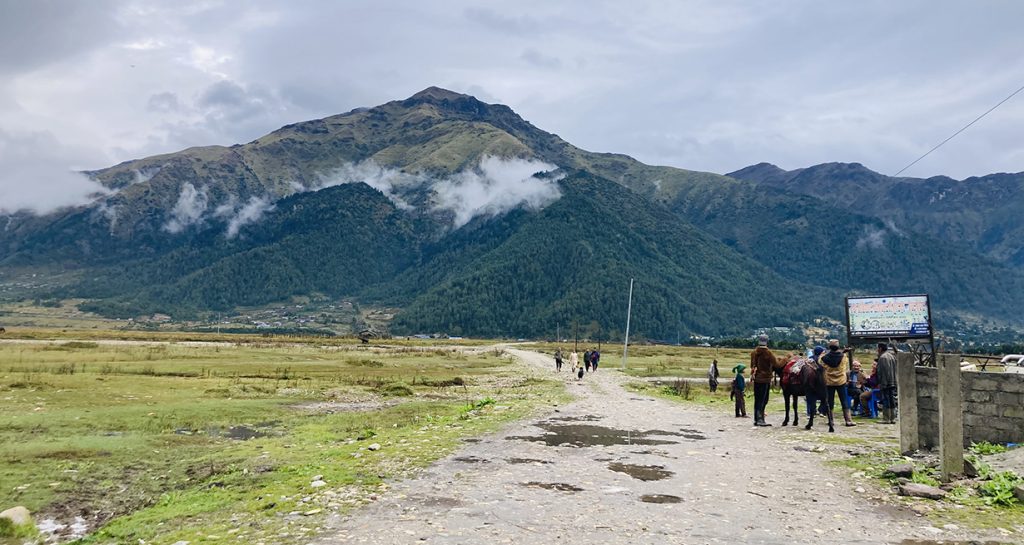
[937,353,964,481]
[896,352,918,454]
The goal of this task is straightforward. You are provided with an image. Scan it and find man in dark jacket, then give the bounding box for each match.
[750,335,776,427]
[876,343,898,424]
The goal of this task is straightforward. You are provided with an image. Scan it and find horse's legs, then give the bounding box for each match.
[782,392,790,426]
[793,395,799,426]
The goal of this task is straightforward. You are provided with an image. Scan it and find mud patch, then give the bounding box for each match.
[207,425,267,440]
[453,456,490,464]
[507,458,552,465]
[523,482,584,492]
[607,462,673,481]
[640,494,683,504]
[507,424,679,448]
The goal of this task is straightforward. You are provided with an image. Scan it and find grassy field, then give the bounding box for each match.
[0,337,565,544]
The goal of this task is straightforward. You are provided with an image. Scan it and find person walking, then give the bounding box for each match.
[822,339,855,431]
[730,364,747,417]
[554,348,564,372]
[876,343,898,424]
[591,349,600,372]
[569,350,579,373]
[750,335,776,427]
[708,359,721,392]
[583,349,592,372]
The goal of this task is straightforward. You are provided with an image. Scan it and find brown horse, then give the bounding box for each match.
[773,355,803,427]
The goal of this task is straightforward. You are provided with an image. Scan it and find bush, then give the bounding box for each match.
[378,382,413,397]
[970,441,1008,456]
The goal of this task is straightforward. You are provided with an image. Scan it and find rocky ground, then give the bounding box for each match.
[312,348,1018,545]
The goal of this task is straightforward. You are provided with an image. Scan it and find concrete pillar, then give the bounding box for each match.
[896,352,918,454]
[937,353,964,481]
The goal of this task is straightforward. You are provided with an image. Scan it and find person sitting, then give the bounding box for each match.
[859,360,879,417]
[848,360,864,415]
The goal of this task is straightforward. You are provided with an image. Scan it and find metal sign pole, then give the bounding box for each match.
[622,278,634,369]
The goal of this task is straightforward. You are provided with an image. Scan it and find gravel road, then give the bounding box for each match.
[316,348,1001,545]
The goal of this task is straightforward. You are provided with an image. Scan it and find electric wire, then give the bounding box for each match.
[893,82,1024,177]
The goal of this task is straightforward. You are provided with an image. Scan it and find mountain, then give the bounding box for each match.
[3,87,1024,338]
[728,162,1024,266]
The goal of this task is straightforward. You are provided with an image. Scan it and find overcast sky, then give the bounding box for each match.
[2,0,1023,206]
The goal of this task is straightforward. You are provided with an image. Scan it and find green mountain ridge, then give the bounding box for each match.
[728,162,1024,266]
[4,87,1024,338]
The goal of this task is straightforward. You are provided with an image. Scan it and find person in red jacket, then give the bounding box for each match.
[750,335,777,427]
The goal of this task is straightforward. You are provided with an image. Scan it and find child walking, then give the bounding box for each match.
[730,364,747,417]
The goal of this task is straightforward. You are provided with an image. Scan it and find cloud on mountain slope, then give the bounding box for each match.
[317,156,562,228]
[0,128,110,214]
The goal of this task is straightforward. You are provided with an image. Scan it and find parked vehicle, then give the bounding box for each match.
[1000,354,1024,374]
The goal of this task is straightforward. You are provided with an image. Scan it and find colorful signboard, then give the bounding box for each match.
[845,294,932,341]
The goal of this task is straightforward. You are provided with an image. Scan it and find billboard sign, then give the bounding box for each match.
[845,294,932,342]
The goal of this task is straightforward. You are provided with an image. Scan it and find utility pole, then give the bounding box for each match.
[621,278,634,369]
[574,320,579,353]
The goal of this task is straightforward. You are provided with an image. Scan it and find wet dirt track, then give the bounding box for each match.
[315,349,1000,545]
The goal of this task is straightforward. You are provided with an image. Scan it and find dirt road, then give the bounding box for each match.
[315,349,979,544]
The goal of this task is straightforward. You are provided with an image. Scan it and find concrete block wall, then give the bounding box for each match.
[915,367,1024,448]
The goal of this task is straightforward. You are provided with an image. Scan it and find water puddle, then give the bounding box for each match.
[523,482,584,492]
[548,415,603,422]
[37,516,88,541]
[453,456,490,464]
[607,462,673,481]
[508,424,680,447]
[640,494,683,504]
[507,458,552,465]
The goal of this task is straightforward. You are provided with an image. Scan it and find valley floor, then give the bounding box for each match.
[316,348,1016,545]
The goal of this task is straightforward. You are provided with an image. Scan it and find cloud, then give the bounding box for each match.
[432,157,562,228]
[0,128,110,214]
[317,161,430,210]
[225,196,274,238]
[315,157,562,228]
[856,224,888,250]
[163,182,208,233]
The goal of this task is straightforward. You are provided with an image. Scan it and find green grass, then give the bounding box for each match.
[0,339,566,544]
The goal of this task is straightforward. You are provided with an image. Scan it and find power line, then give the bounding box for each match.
[893,82,1024,177]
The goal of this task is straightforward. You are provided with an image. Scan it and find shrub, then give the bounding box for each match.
[978,471,1023,506]
[378,382,413,397]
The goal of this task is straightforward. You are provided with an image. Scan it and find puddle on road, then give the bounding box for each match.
[453,456,490,464]
[462,438,482,443]
[523,482,584,492]
[508,424,682,448]
[548,415,603,422]
[640,494,683,504]
[507,458,552,465]
[608,462,673,481]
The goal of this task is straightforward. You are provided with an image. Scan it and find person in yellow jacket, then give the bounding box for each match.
[821,339,856,431]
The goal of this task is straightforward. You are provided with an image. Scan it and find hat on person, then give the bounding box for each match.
[828,339,840,350]
[813,345,825,356]
[731,364,746,374]
[757,335,769,346]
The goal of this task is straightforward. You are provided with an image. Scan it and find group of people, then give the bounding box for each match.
[554,348,600,380]
[726,336,899,428]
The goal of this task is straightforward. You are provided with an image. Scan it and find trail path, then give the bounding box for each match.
[316,349,973,545]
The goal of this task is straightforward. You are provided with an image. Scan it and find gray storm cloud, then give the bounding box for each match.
[317,156,562,228]
[163,182,209,233]
[0,129,110,214]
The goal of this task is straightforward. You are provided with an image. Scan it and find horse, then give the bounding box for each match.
[799,358,834,432]
[772,354,804,427]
